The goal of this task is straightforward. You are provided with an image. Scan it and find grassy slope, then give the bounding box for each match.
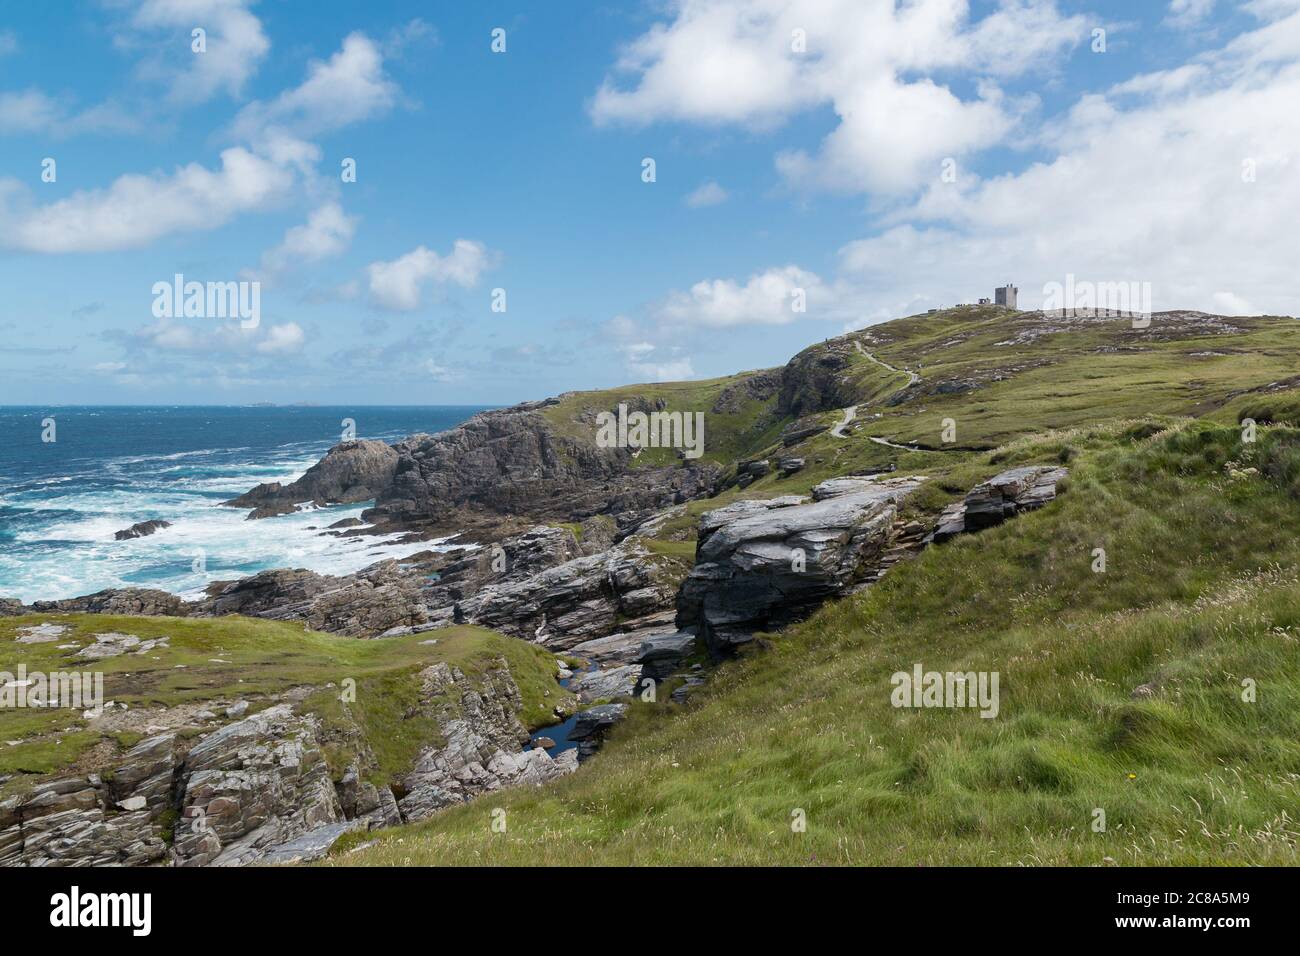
[334,421,1300,865]
[0,617,563,788]
[541,372,785,468]
[844,307,1300,449]
[332,307,1300,866]
[539,309,1300,531]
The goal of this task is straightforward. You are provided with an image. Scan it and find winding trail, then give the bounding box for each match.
[867,435,920,451]
[830,340,921,441]
[853,340,920,386]
[830,404,858,438]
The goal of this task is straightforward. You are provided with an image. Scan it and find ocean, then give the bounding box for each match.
[0,406,484,604]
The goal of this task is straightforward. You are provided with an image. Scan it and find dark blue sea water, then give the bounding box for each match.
[0,406,484,603]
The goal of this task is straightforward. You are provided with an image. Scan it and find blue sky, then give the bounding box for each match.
[1,0,1296,405]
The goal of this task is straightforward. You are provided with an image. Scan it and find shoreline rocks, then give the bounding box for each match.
[224,439,399,520]
[114,520,172,541]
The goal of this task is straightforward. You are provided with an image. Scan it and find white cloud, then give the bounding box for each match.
[685,181,729,207]
[591,0,1085,195]
[1212,291,1256,315]
[0,89,139,136]
[129,0,270,103]
[256,322,306,354]
[0,146,293,253]
[255,202,357,277]
[627,354,695,381]
[655,265,826,327]
[591,1,815,127]
[367,240,492,311]
[825,2,1300,321]
[0,149,291,253]
[0,30,17,56]
[230,32,397,142]
[600,315,695,381]
[422,359,456,381]
[1167,0,1217,29]
[134,318,306,355]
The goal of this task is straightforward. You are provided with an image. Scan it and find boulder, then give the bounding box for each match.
[637,630,699,680]
[569,664,643,703]
[928,466,1067,543]
[670,675,706,704]
[676,477,924,655]
[780,421,830,447]
[113,519,172,541]
[453,542,678,650]
[569,703,628,741]
[567,610,680,666]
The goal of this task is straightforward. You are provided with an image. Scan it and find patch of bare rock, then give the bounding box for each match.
[0,659,575,867]
[928,465,1067,543]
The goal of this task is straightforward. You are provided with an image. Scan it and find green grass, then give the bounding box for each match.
[0,616,562,784]
[331,421,1300,865]
[540,371,785,468]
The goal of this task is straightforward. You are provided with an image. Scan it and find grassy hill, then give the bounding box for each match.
[328,307,1300,866]
[331,419,1300,865]
[9,306,1300,865]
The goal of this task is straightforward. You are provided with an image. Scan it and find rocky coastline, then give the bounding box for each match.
[0,321,1081,866]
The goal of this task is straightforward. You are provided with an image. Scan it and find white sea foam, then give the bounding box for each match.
[0,447,451,603]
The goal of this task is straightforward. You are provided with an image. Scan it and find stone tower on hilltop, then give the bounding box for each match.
[995,284,1018,309]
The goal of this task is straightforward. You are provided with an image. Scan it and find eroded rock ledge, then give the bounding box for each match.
[0,658,573,867]
[677,476,926,654]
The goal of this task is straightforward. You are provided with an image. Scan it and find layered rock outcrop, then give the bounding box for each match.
[201,559,434,637]
[676,476,925,654]
[398,661,577,821]
[453,541,680,650]
[27,587,188,617]
[0,660,574,867]
[365,403,720,537]
[928,466,1068,543]
[173,704,343,866]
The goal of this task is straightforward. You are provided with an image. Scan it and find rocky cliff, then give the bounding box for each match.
[362,402,720,538]
[224,439,399,519]
[0,655,572,866]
